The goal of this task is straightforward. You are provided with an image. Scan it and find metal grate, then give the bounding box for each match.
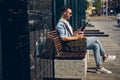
[28,0,54,80]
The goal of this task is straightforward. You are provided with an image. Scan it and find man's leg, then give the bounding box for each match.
[86,37,105,56]
[118,19,120,26]
[86,37,116,73]
[93,37,105,56]
[86,37,102,66]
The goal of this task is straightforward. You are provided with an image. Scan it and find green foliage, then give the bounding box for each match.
[93,0,101,11]
[86,1,90,10]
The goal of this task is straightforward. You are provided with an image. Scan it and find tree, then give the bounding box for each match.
[93,0,101,12]
[86,1,90,10]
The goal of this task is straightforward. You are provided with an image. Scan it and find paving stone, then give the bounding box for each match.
[86,20,120,80]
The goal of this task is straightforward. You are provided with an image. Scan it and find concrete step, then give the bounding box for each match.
[85,34,109,37]
[84,32,104,34]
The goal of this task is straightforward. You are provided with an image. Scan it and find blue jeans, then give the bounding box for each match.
[117,19,120,25]
[86,37,105,66]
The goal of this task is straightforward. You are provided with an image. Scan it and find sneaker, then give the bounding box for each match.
[96,67,112,74]
[103,55,116,62]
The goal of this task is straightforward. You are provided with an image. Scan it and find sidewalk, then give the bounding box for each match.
[86,21,120,80]
[89,15,117,21]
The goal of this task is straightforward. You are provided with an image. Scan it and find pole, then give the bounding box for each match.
[101,0,103,15]
[106,0,108,19]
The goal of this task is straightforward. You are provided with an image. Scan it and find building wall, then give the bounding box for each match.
[53,0,86,29]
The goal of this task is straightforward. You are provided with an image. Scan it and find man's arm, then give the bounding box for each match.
[56,22,84,41]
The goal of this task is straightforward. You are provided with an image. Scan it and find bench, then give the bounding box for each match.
[48,30,87,80]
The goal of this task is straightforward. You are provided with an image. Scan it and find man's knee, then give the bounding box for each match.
[93,43,99,50]
[93,37,100,42]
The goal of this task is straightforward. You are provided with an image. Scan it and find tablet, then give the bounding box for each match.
[80,22,88,31]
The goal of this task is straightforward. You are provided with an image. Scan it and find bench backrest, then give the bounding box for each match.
[48,30,63,55]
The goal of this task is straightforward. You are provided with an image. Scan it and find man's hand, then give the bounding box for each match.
[76,33,84,39]
[73,30,84,35]
[73,30,84,39]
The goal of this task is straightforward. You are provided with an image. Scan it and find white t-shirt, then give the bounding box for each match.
[60,18,74,35]
[117,13,120,20]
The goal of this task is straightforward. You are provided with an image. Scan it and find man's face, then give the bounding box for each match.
[63,8,72,20]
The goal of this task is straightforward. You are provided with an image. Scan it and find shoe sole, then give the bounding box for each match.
[96,70,112,74]
[96,71,112,74]
[103,56,116,62]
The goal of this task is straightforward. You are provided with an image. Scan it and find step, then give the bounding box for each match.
[85,34,109,37]
[84,32,104,34]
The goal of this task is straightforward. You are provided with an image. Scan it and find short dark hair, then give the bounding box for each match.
[61,6,72,14]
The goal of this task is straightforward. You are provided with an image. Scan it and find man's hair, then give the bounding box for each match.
[61,6,72,14]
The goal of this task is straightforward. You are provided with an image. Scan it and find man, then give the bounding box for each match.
[56,6,116,74]
[117,12,120,26]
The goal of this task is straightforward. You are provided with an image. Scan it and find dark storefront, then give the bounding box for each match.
[0,0,30,80]
[0,0,86,80]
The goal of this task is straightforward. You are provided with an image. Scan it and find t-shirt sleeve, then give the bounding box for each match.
[56,22,68,38]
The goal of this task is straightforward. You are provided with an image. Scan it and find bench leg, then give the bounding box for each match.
[87,50,90,61]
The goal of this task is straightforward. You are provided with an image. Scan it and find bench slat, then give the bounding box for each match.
[56,52,86,59]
